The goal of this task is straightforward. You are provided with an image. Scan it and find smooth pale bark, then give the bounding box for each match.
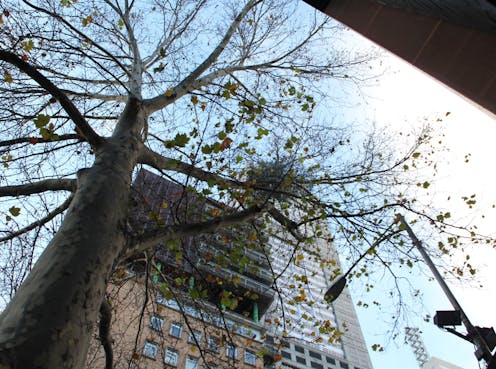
[0,99,146,369]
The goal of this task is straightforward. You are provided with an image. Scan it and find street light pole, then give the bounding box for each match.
[398,215,495,367]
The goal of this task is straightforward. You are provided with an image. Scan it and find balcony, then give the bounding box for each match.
[197,242,273,283]
[197,261,275,316]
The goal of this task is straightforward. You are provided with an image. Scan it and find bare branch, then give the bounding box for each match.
[137,144,241,188]
[0,179,76,197]
[21,0,130,77]
[142,1,207,69]
[123,204,262,259]
[0,50,105,148]
[0,195,73,243]
[268,208,306,242]
[98,297,113,369]
[138,145,304,201]
[0,134,82,148]
[144,0,262,113]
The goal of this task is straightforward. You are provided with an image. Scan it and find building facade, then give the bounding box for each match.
[303,0,496,116]
[266,233,373,369]
[421,357,465,369]
[88,170,373,369]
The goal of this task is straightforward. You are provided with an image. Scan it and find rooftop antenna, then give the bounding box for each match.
[405,327,430,368]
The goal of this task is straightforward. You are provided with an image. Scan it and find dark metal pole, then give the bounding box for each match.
[398,215,494,365]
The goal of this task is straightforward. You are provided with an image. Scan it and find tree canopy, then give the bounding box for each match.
[0,1,493,369]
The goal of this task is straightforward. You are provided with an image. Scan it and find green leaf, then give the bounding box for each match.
[412,152,421,158]
[164,133,189,148]
[34,114,51,128]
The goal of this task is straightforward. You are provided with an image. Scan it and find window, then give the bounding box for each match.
[296,356,306,365]
[208,336,220,352]
[281,351,291,359]
[150,315,164,331]
[244,350,256,366]
[309,351,322,360]
[188,330,202,344]
[340,362,349,369]
[294,345,304,353]
[311,362,324,369]
[143,341,158,359]
[226,343,237,359]
[164,348,179,366]
[169,322,182,338]
[326,357,336,365]
[185,357,199,369]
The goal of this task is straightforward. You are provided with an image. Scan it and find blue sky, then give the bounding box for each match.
[336,30,496,369]
[294,3,496,365]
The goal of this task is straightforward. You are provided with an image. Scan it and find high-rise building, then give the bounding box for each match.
[88,170,273,369]
[87,170,373,369]
[266,232,373,369]
[421,357,465,369]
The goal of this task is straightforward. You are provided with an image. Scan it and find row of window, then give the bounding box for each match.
[143,344,198,368]
[156,295,262,340]
[143,341,257,366]
[151,316,198,342]
[282,346,352,369]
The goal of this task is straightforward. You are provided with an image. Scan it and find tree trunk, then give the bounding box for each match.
[0,99,145,369]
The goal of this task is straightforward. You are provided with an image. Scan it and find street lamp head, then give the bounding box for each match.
[433,310,462,328]
[324,275,347,303]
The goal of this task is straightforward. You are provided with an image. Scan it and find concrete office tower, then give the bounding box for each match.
[266,228,373,369]
[421,357,465,369]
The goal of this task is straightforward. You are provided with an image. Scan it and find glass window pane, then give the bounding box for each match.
[226,343,237,359]
[164,348,178,366]
[185,357,199,369]
[150,315,164,330]
[169,322,182,338]
[244,350,256,366]
[143,341,158,359]
[208,336,220,352]
[188,330,202,344]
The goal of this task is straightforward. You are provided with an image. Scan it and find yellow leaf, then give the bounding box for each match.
[0,15,3,25]
[165,88,174,97]
[190,95,198,104]
[82,15,93,27]
[4,71,13,84]
[21,40,34,52]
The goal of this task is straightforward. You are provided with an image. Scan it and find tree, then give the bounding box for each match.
[0,1,492,368]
